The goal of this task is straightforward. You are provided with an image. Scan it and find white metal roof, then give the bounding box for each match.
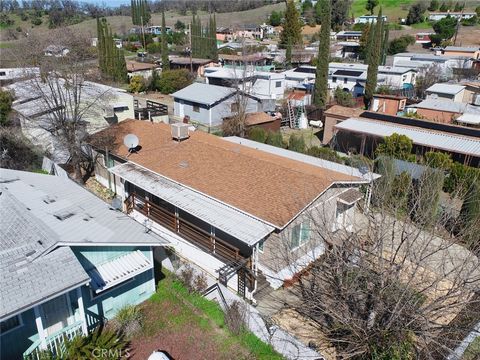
[109,162,275,245]
[335,118,480,157]
[88,250,152,293]
[223,137,380,181]
[457,113,480,125]
[426,83,465,95]
[171,83,236,106]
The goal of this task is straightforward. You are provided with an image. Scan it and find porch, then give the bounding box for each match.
[22,289,88,360]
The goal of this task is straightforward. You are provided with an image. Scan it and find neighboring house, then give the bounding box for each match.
[415,32,434,44]
[425,83,466,102]
[234,24,264,40]
[204,67,285,100]
[5,77,134,157]
[127,61,161,80]
[428,12,476,21]
[219,54,274,72]
[333,116,480,165]
[335,31,362,42]
[172,83,266,127]
[0,67,39,83]
[145,26,172,35]
[443,46,480,59]
[89,120,376,298]
[355,15,388,23]
[0,169,169,360]
[393,52,473,77]
[335,41,361,59]
[378,66,417,89]
[322,105,365,144]
[260,23,276,36]
[406,98,480,124]
[169,57,216,77]
[44,45,69,57]
[370,94,407,116]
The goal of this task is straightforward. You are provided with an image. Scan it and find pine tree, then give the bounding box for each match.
[97,18,127,83]
[314,0,331,109]
[210,14,218,61]
[280,0,302,48]
[161,10,169,70]
[364,9,384,109]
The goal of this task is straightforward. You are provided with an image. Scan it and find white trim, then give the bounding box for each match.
[89,277,136,299]
[34,306,47,350]
[0,314,24,336]
[76,288,88,336]
[56,242,168,247]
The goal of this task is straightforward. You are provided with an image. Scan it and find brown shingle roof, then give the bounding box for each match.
[324,105,364,119]
[245,112,278,126]
[92,120,362,227]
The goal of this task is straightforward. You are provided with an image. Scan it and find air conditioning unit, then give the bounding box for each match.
[473,93,480,106]
[171,123,190,141]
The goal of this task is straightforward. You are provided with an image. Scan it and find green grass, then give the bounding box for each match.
[0,42,13,48]
[147,269,283,359]
[463,337,480,360]
[410,21,434,29]
[351,0,414,18]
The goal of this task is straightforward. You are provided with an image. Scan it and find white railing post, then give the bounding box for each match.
[76,288,88,336]
[33,306,47,350]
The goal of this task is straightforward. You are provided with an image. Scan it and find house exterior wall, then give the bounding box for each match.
[380,71,416,88]
[415,108,458,123]
[443,50,480,60]
[257,186,358,289]
[426,89,464,102]
[93,150,126,198]
[1,309,38,360]
[252,76,285,100]
[371,97,405,115]
[322,114,345,144]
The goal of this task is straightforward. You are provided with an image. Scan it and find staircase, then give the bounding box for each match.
[253,270,273,301]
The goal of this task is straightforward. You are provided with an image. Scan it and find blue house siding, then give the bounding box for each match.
[81,270,155,331]
[1,309,39,360]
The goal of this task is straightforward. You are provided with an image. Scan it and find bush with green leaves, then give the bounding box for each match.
[387,35,415,55]
[375,133,415,161]
[127,75,147,93]
[334,87,354,107]
[153,69,193,94]
[307,146,344,163]
[248,127,268,143]
[112,304,143,338]
[266,131,286,148]
[0,90,14,126]
[288,133,306,153]
[31,17,42,26]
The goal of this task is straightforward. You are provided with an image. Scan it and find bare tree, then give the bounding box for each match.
[5,28,119,182]
[415,63,443,99]
[260,157,480,359]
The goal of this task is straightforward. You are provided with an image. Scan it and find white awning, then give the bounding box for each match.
[88,250,152,293]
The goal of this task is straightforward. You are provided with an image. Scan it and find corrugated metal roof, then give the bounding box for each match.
[444,46,479,52]
[457,113,480,125]
[410,99,480,114]
[171,83,236,106]
[109,162,275,246]
[426,83,465,95]
[335,118,480,157]
[223,137,380,181]
[89,250,152,293]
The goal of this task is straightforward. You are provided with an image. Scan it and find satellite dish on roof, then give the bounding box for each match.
[123,134,139,153]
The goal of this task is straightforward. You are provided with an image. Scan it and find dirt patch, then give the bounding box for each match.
[302,25,321,36]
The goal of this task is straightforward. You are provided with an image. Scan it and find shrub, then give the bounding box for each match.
[334,87,354,107]
[288,133,306,153]
[0,90,14,126]
[127,75,147,93]
[307,146,344,163]
[113,304,143,338]
[193,272,208,293]
[248,127,267,143]
[31,17,42,26]
[265,131,285,148]
[146,42,162,54]
[224,300,246,336]
[178,264,195,292]
[154,69,193,94]
[387,35,415,55]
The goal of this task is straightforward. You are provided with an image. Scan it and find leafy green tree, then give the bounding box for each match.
[406,3,427,25]
[286,38,293,69]
[331,0,351,30]
[459,181,480,245]
[364,9,384,109]
[149,69,160,91]
[424,151,453,170]
[288,133,306,153]
[432,15,457,41]
[413,167,444,226]
[248,127,268,143]
[175,20,186,31]
[127,75,147,93]
[476,5,480,17]
[154,69,193,94]
[375,133,414,161]
[314,0,331,109]
[387,35,415,55]
[428,0,439,11]
[280,0,302,48]
[334,87,354,107]
[269,10,282,26]
[365,0,379,15]
[161,10,169,70]
[0,90,13,126]
[439,2,449,11]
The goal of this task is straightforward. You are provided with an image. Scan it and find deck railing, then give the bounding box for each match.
[23,321,83,360]
[125,192,249,267]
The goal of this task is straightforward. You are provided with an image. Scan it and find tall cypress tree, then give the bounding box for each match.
[286,38,292,69]
[380,25,389,65]
[314,0,331,109]
[97,18,127,83]
[280,0,302,48]
[161,10,169,70]
[364,8,383,109]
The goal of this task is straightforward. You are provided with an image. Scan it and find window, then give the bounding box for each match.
[332,77,337,83]
[0,71,6,76]
[344,78,348,84]
[193,105,200,113]
[0,315,22,334]
[275,81,282,88]
[289,221,311,249]
[258,240,265,253]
